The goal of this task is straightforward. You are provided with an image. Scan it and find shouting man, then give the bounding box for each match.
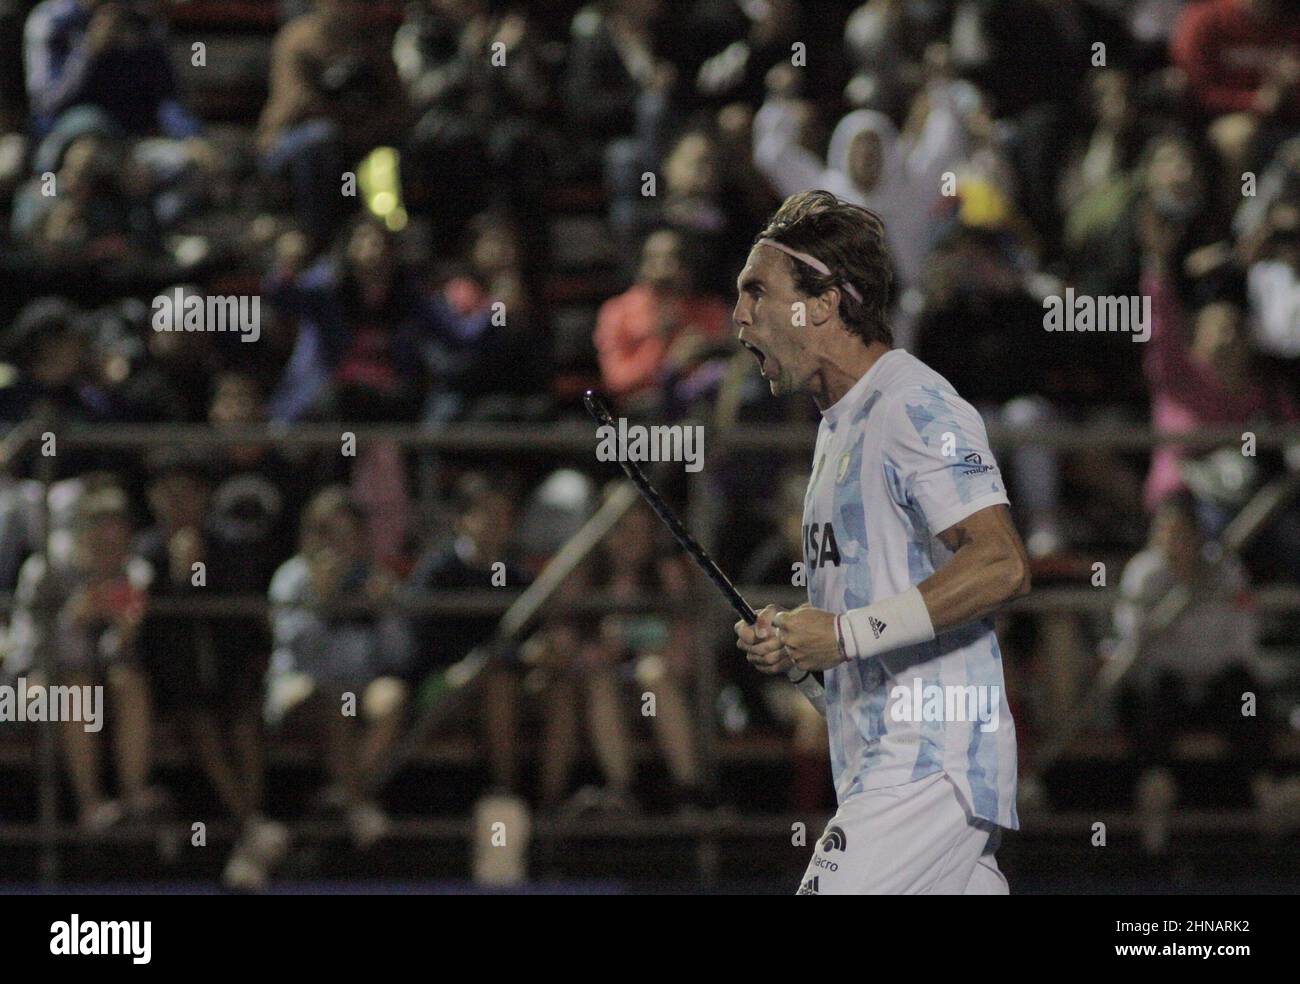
[733,190,1030,894]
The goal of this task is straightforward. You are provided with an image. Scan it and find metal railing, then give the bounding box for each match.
[3,415,1299,885]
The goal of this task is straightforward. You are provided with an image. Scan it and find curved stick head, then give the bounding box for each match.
[583,390,615,428]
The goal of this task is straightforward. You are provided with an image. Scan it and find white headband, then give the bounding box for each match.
[756,238,864,303]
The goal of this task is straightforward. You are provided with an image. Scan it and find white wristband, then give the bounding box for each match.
[839,586,935,661]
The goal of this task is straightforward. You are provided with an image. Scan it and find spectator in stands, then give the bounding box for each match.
[1108,491,1276,852]
[114,285,217,423]
[395,2,553,254]
[532,499,703,815]
[593,227,732,414]
[0,299,119,475]
[1056,69,1145,245]
[693,0,801,107]
[1140,200,1300,583]
[258,0,409,244]
[132,450,287,890]
[1170,0,1300,124]
[714,101,782,244]
[842,0,943,120]
[423,209,536,423]
[23,0,203,153]
[207,371,305,584]
[403,471,526,796]
[1244,201,1300,365]
[913,219,1154,557]
[10,133,157,265]
[654,127,762,296]
[569,0,681,259]
[0,467,42,594]
[265,218,428,424]
[752,54,975,291]
[1233,135,1300,247]
[266,486,412,848]
[393,0,493,251]
[1064,128,1219,300]
[9,485,165,832]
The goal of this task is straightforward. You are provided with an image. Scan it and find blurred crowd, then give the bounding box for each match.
[0,0,1299,885]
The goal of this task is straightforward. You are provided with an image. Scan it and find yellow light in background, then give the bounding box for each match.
[957,177,1010,229]
[358,146,407,231]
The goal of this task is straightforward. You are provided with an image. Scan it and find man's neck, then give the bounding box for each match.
[809,339,892,412]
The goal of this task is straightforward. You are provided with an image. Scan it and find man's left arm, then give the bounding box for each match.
[919,503,1031,632]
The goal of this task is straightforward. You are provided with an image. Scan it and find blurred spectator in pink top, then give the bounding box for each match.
[594,228,732,413]
[1140,200,1299,513]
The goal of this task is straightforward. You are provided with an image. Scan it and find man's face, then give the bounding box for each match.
[1145,138,1200,209]
[734,245,819,397]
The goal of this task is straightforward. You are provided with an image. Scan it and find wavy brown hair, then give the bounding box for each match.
[755,190,893,347]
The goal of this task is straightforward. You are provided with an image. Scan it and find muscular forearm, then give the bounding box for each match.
[917,541,1030,633]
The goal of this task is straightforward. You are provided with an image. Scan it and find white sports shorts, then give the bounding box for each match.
[796,770,1009,895]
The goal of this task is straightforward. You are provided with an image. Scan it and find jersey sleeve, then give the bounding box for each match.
[880,382,1009,535]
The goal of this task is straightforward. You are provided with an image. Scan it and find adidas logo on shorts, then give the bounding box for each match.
[797,876,820,895]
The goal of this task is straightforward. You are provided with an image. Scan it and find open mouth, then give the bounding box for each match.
[740,339,769,376]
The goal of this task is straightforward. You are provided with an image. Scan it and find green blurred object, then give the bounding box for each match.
[357,146,408,232]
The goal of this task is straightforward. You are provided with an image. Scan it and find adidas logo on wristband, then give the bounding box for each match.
[868,616,887,639]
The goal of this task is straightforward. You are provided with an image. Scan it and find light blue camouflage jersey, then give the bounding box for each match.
[801,349,1019,829]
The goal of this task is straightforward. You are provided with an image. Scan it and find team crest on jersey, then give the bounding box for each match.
[836,452,852,483]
